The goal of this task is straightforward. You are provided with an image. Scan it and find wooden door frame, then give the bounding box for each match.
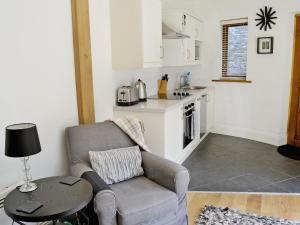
[287,14,300,145]
[71,0,95,124]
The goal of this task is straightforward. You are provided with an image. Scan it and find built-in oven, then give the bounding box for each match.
[183,100,196,149]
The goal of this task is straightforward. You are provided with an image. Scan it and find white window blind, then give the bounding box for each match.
[222,18,248,78]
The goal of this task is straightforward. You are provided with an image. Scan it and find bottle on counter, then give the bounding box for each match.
[180,72,191,88]
[185,72,191,87]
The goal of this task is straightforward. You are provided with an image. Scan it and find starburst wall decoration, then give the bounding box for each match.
[255,6,278,31]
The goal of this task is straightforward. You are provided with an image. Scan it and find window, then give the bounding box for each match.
[222,18,248,79]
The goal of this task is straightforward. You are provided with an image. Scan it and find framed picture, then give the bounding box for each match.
[257,37,274,54]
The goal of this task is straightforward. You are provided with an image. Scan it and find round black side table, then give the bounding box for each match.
[4,176,93,225]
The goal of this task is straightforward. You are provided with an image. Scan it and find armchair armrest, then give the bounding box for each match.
[141,152,190,200]
[82,171,111,194]
[70,162,93,178]
[81,171,117,225]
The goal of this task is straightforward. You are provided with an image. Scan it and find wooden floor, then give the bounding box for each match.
[188,192,300,225]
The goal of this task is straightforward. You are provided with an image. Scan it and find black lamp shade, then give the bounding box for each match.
[5,123,41,158]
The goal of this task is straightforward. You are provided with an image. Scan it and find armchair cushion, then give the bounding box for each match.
[110,176,178,225]
[141,152,190,200]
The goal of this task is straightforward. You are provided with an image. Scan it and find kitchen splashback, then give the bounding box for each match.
[113,65,208,97]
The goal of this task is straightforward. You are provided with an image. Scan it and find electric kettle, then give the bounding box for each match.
[135,79,147,102]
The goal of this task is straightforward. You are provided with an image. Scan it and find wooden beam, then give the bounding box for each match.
[71,0,95,124]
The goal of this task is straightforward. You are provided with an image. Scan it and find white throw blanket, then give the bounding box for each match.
[113,117,150,152]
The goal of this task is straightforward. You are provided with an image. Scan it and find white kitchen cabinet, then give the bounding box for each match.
[162,11,187,35]
[110,0,162,70]
[113,88,214,164]
[184,14,195,37]
[187,15,204,41]
[195,97,201,138]
[143,0,163,64]
[162,11,203,66]
[162,39,186,67]
[185,38,195,65]
[206,90,215,132]
[162,38,198,66]
[114,107,184,162]
[195,90,215,137]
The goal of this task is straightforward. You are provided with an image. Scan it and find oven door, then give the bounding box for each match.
[183,108,195,149]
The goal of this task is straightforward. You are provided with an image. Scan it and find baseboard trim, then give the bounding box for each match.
[212,124,287,146]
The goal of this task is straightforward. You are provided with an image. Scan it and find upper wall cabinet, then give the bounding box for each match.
[184,14,203,41]
[110,0,163,70]
[162,11,203,67]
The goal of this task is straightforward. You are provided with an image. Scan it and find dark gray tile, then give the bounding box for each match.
[250,184,288,193]
[188,168,226,188]
[188,165,248,189]
[184,133,300,193]
[191,179,252,192]
[267,163,300,177]
[204,133,241,150]
[272,178,300,193]
[246,167,292,183]
[236,138,276,151]
[230,174,271,190]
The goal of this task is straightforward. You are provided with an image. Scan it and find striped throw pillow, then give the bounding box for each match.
[89,146,144,185]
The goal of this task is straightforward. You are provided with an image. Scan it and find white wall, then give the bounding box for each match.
[205,0,299,145]
[0,1,77,222]
[0,0,78,187]
[89,0,115,120]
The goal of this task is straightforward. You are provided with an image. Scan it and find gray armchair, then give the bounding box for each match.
[65,121,190,225]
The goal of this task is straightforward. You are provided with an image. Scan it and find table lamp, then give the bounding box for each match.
[5,123,41,193]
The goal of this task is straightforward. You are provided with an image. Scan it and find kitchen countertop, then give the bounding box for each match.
[113,87,212,113]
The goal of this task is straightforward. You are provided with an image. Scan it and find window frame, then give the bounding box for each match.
[221,19,248,80]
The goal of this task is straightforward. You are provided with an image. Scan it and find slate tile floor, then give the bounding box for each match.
[183,133,300,193]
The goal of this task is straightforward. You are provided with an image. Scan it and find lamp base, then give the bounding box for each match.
[19,182,38,193]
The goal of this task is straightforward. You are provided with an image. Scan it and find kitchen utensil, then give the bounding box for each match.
[135,79,147,102]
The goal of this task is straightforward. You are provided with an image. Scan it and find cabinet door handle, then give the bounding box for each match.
[160,46,164,59]
[182,14,187,26]
[187,49,190,59]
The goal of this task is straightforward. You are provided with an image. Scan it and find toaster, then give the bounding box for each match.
[117,86,139,106]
